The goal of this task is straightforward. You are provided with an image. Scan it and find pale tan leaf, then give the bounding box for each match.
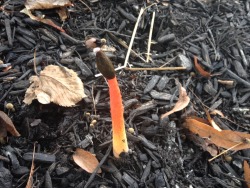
[25,0,72,10]
[56,7,68,21]
[161,84,190,119]
[73,148,102,174]
[23,65,86,107]
[0,111,20,137]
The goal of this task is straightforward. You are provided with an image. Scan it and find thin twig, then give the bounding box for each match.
[83,28,137,38]
[159,56,177,68]
[78,0,92,12]
[33,49,38,76]
[124,8,144,68]
[91,84,96,115]
[125,67,186,71]
[208,142,243,162]
[146,11,155,63]
[124,3,156,68]
[108,33,146,62]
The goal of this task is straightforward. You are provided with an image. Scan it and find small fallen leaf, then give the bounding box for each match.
[161,84,190,119]
[26,143,36,188]
[194,56,211,78]
[23,65,86,107]
[25,0,72,10]
[244,160,250,188]
[20,8,65,32]
[56,7,68,21]
[0,111,20,137]
[184,117,250,151]
[73,148,102,173]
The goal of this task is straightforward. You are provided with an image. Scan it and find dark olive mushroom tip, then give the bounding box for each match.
[94,48,115,79]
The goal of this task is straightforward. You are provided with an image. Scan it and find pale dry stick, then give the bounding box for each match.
[146,11,155,63]
[208,142,243,162]
[33,49,39,76]
[125,67,186,71]
[26,142,36,188]
[107,33,146,62]
[124,7,144,68]
[124,3,156,67]
[95,7,145,78]
[95,4,156,77]
[78,0,92,12]
[91,84,97,115]
[159,56,177,68]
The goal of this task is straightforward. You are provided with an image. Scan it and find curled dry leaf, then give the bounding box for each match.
[21,8,65,32]
[244,160,250,188]
[25,0,72,10]
[0,111,20,137]
[194,56,211,78]
[184,117,250,151]
[73,148,102,173]
[56,7,68,21]
[26,144,36,188]
[23,65,86,107]
[161,84,190,119]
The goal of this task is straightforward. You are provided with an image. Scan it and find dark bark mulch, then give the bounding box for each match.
[1,0,250,187]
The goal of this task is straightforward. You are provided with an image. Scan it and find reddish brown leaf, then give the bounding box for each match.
[26,144,36,188]
[0,111,20,137]
[161,84,190,119]
[73,148,102,173]
[244,160,250,188]
[194,56,211,78]
[184,117,250,151]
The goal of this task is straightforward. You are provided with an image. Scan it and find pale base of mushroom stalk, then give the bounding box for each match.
[113,131,129,158]
[108,78,129,158]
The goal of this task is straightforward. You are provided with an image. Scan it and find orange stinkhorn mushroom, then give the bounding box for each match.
[94,47,129,158]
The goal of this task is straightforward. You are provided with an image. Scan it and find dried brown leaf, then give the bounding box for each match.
[26,144,36,188]
[184,117,250,151]
[73,148,102,173]
[20,8,65,32]
[25,0,72,10]
[194,56,211,78]
[161,84,190,119]
[23,65,86,107]
[0,111,20,137]
[56,7,68,21]
[244,160,250,188]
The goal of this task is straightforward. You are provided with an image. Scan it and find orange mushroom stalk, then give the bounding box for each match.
[94,48,129,158]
